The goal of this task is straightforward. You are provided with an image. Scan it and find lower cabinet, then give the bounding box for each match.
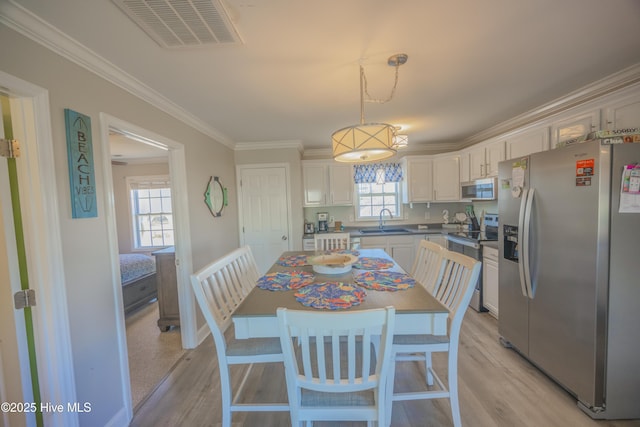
[482,245,499,318]
[360,233,446,273]
[152,246,180,331]
[360,235,415,272]
[425,233,446,247]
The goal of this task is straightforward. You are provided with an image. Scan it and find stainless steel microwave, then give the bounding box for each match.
[460,177,497,200]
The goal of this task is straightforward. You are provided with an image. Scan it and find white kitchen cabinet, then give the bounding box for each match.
[550,110,599,148]
[388,235,415,272]
[459,149,470,183]
[302,163,327,206]
[413,233,446,259]
[433,154,460,201]
[328,164,353,205]
[469,140,505,179]
[425,233,446,247]
[485,140,505,177]
[302,161,353,207]
[482,245,499,318]
[468,146,486,180]
[360,234,415,272]
[401,156,433,203]
[604,94,640,130]
[506,125,550,159]
[359,235,387,250]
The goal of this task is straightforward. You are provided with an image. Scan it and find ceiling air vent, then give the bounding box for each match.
[112,0,242,48]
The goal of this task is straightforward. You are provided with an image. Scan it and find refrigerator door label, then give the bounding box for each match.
[576,159,594,177]
[576,159,594,186]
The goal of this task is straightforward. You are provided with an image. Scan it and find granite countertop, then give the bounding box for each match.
[319,224,469,237]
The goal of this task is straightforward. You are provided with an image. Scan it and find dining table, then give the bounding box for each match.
[232,248,449,339]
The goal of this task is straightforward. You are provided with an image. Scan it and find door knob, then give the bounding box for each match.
[282,235,288,240]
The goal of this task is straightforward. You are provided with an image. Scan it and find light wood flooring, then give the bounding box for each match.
[131,309,640,427]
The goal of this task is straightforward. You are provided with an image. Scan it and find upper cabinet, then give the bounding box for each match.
[302,161,353,207]
[468,140,505,180]
[302,163,327,206]
[433,154,460,201]
[604,94,640,130]
[550,110,599,148]
[506,125,550,159]
[459,150,470,183]
[401,156,433,203]
[401,154,460,203]
[328,164,354,205]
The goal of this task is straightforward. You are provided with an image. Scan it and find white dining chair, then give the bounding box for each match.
[314,232,351,251]
[387,249,481,427]
[190,246,288,427]
[410,239,446,293]
[277,307,395,427]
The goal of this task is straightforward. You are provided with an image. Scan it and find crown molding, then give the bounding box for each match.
[0,0,235,149]
[463,62,640,147]
[234,140,304,152]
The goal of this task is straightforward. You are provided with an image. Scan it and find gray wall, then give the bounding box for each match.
[0,23,239,426]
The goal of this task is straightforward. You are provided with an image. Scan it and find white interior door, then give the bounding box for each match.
[239,166,291,274]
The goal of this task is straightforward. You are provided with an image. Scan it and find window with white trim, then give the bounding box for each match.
[127,176,174,249]
[354,163,403,221]
[355,182,402,220]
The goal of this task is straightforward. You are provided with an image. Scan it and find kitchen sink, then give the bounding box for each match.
[359,228,411,234]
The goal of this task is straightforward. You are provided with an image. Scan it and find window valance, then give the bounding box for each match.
[353,163,403,184]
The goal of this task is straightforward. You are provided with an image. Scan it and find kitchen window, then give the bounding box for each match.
[127,175,174,249]
[354,163,403,221]
[355,182,402,220]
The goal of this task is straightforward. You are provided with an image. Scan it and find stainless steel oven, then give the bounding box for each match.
[446,213,498,312]
[447,236,484,311]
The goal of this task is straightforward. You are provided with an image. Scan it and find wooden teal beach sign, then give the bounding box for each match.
[65,108,97,218]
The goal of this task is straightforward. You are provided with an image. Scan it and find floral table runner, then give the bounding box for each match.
[354,271,416,291]
[256,271,315,291]
[294,282,365,310]
[276,254,309,267]
[352,257,395,270]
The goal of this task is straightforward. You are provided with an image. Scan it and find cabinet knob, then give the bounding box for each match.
[282,235,288,241]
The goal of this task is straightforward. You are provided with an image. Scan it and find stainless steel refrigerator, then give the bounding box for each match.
[498,140,640,420]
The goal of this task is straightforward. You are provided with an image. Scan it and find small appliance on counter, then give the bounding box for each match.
[304,222,315,234]
[317,212,329,232]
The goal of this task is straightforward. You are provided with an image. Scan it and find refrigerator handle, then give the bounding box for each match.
[522,188,535,299]
[517,188,529,298]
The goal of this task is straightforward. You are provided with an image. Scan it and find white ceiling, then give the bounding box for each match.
[7,0,640,152]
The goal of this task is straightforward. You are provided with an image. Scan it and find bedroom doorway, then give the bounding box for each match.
[108,129,185,409]
[100,113,195,419]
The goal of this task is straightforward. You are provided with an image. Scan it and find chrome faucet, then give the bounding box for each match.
[379,208,393,229]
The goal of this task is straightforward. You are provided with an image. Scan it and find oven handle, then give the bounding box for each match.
[446,235,480,250]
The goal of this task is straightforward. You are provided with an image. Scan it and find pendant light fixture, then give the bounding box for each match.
[332,54,408,163]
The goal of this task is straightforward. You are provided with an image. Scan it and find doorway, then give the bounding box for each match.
[108,129,184,409]
[99,114,195,419]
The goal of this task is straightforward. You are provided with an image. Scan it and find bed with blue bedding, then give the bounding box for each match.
[120,253,157,314]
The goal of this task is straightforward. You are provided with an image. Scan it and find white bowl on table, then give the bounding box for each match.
[307,254,358,275]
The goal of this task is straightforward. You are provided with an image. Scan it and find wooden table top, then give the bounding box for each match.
[233,248,448,318]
